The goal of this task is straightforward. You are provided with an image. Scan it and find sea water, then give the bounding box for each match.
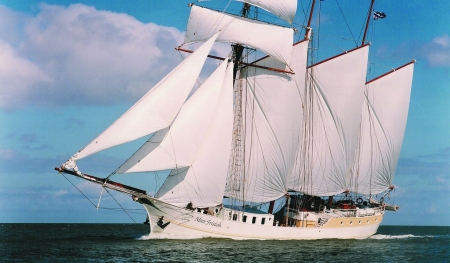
[1,224,448,262]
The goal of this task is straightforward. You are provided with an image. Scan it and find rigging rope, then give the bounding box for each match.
[103,187,137,223]
[334,0,357,46]
[62,174,142,222]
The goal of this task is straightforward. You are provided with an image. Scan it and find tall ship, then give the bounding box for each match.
[56,0,415,239]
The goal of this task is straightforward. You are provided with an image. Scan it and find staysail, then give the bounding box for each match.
[184,5,294,66]
[156,62,233,207]
[224,40,309,203]
[352,62,414,194]
[122,59,230,173]
[68,33,219,162]
[289,45,370,197]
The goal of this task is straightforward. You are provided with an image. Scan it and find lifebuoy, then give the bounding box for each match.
[356,197,363,204]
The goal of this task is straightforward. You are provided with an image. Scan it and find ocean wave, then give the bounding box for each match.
[370,234,417,239]
[136,233,205,240]
[370,234,450,240]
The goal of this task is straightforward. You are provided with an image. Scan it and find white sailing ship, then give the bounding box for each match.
[57,0,415,239]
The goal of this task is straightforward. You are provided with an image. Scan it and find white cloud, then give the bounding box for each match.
[0,40,52,108]
[423,34,450,67]
[433,34,450,48]
[0,4,188,109]
[54,190,68,197]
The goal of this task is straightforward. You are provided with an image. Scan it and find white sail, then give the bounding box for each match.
[124,58,230,173]
[70,33,219,161]
[236,0,297,24]
[289,45,369,197]
[185,5,293,65]
[352,63,414,195]
[225,40,308,203]
[115,127,169,174]
[156,61,234,207]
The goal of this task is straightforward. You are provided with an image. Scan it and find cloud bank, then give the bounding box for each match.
[0,4,189,110]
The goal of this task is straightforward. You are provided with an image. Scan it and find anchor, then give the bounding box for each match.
[157,216,170,229]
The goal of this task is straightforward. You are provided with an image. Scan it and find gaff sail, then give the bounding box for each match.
[289,45,370,196]
[352,62,414,195]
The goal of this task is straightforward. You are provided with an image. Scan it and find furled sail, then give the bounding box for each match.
[122,58,230,173]
[69,33,219,161]
[351,62,414,195]
[236,0,297,24]
[155,60,234,207]
[185,5,293,65]
[289,45,369,197]
[225,40,309,203]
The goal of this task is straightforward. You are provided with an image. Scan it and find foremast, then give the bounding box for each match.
[228,2,251,209]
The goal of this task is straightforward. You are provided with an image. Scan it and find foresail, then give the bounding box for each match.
[289,45,369,196]
[70,34,218,161]
[156,61,234,207]
[185,5,293,65]
[352,62,414,195]
[123,58,230,173]
[236,0,297,24]
[115,127,169,174]
[225,40,308,203]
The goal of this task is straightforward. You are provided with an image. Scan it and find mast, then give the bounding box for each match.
[232,3,251,83]
[304,0,316,39]
[361,0,375,46]
[231,3,251,209]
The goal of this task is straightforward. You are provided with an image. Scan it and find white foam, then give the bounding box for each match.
[136,233,205,240]
[370,234,417,240]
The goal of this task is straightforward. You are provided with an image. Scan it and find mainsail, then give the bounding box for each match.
[184,5,294,66]
[225,40,309,203]
[352,62,415,194]
[67,33,219,162]
[289,45,370,196]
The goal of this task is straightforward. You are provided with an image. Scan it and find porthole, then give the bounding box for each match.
[367,220,370,223]
[340,221,343,225]
[375,218,378,222]
[358,221,361,224]
[350,221,353,225]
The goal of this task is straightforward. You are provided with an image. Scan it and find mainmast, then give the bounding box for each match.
[304,0,316,40]
[361,0,375,46]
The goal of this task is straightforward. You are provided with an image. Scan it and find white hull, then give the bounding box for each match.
[138,196,384,240]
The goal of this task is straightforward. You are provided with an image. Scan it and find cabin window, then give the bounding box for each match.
[243,216,247,223]
[252,217,256,224]
[261,218,266,225]
[232,214,238,221]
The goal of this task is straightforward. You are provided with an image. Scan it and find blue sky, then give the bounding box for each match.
[0,0,449,225]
